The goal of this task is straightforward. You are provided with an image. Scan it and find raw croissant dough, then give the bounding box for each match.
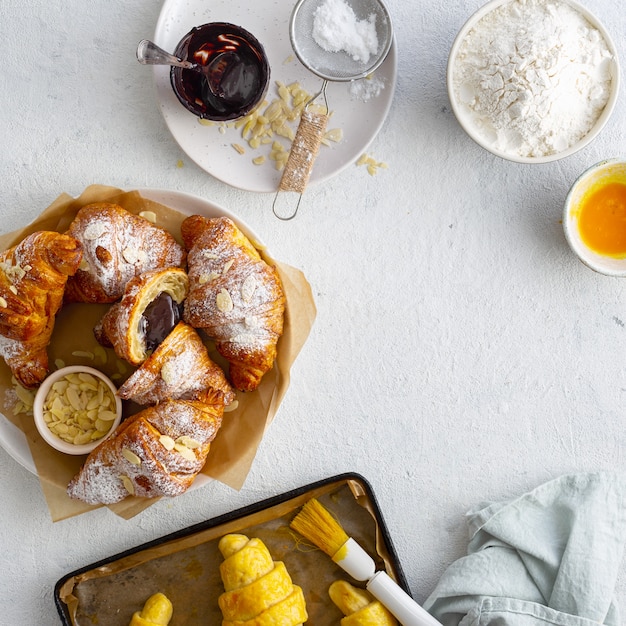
[95,267,189,365]
[129,593,173,626]
[117,321,235,407]
[0,231,82,388]
[67,388,224,504]
[182,215,285,392]
[329,580,398,626]
[218,533,308,625]
[65,202,185,303]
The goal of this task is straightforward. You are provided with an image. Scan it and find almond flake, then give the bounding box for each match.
[72,350,95,360]
[122,247,148,265]
[224,399,239,413]
[199,271,220,285]
[159,435,175,450]
[216,288,234,312]
[177,435,201,449]
[241,275,257,302]
[9,285,17,295]
[174,442,196,462]
[222,259,234,274]
[139,211,157,223]
[122,448,142,466]
[160,362,176,385]
[0,297,7,308]
[83,222,108,241]
[120,475,135,495]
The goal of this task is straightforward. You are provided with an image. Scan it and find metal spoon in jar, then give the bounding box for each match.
[136,39,239,103]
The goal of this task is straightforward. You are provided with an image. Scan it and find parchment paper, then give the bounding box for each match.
[0,185,317,521]
[55,476,407,626]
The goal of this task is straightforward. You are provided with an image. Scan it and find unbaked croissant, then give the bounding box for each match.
[218,533,308,625]
[0,231,82,388]
[329,580,398,626]
[67,388,224,505]
[117,321,235,406]
[181,215,285,392]
[129,593,173,626]
[94,267,189,366]
[64,202,185,303]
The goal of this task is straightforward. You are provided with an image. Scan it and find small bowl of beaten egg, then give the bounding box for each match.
[33,366,122,455]
[564,159,626,276]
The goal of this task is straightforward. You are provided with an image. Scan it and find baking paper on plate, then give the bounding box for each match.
[0,184,317,521]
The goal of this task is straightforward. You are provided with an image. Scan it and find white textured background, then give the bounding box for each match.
[1,0,625,623]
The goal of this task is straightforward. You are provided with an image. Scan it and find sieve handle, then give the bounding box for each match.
[273,104,328,220]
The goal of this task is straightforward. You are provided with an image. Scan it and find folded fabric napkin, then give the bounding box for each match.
[423,472,626,626]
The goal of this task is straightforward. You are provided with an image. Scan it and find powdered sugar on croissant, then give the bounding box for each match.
[67,389,224,505]
[117,321,236,406]
[65,203,186,303]
[181,216,285,392]
[0,231,82,388]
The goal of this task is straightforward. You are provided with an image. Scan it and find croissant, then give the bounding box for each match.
[181,215,285,392]
[218,534,308,625]
[129,593,173,626]
[67,388,224,505]
[0,231,82,388]
[95,267,189,365]
[64,202,185,303]
[117,321,235,407]
[329,580,398,626]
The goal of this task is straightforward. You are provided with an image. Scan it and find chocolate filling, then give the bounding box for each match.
[140,292,182,352]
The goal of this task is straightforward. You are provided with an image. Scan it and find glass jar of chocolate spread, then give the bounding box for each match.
[170,22,270,121]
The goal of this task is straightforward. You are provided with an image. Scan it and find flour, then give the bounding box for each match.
[452,0,614,158]
[313,0,379,64]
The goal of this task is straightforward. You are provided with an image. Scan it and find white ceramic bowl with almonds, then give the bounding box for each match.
[33,366,122,455]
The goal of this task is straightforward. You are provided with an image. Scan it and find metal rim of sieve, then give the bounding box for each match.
[289,0,394,82]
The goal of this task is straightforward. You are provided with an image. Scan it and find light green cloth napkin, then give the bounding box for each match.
[423,472,626,626]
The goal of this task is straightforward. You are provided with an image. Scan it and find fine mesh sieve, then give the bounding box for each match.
[290,0,393,81]
[273,0,394,219]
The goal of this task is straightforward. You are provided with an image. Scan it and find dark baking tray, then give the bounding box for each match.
[54,472,410,625]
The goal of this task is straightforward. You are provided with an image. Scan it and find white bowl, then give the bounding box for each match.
[33,366,122,455]
[447,0,620,164]
[564,158,626,276]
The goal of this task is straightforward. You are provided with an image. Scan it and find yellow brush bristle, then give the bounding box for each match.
[290,498,349,557]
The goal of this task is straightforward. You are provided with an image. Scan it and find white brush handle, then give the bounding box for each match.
[366,571,443,626]
[333,539,442,626]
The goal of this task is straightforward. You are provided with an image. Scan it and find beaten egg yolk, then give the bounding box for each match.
[577,181,626,257]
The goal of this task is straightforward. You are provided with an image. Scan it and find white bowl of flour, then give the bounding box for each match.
[447,0,620,163]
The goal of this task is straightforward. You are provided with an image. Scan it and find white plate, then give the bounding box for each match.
[152,0,397,193]
[0,189,255,494]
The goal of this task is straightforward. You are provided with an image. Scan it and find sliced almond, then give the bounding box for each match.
[216,288,234,313]
[122,247,148,265]
[174,442,197,462]
[160,362,176,385]
[122,448,142,466]
[241,275,257,302]
[176,435,201,450]
[199,271,220,284]
[83,222,108,240]
[159,435,175,451]
[139,210,157,223]
[120,475,135,495]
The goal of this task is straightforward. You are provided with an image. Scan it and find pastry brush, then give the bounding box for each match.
[290,498,442,626]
